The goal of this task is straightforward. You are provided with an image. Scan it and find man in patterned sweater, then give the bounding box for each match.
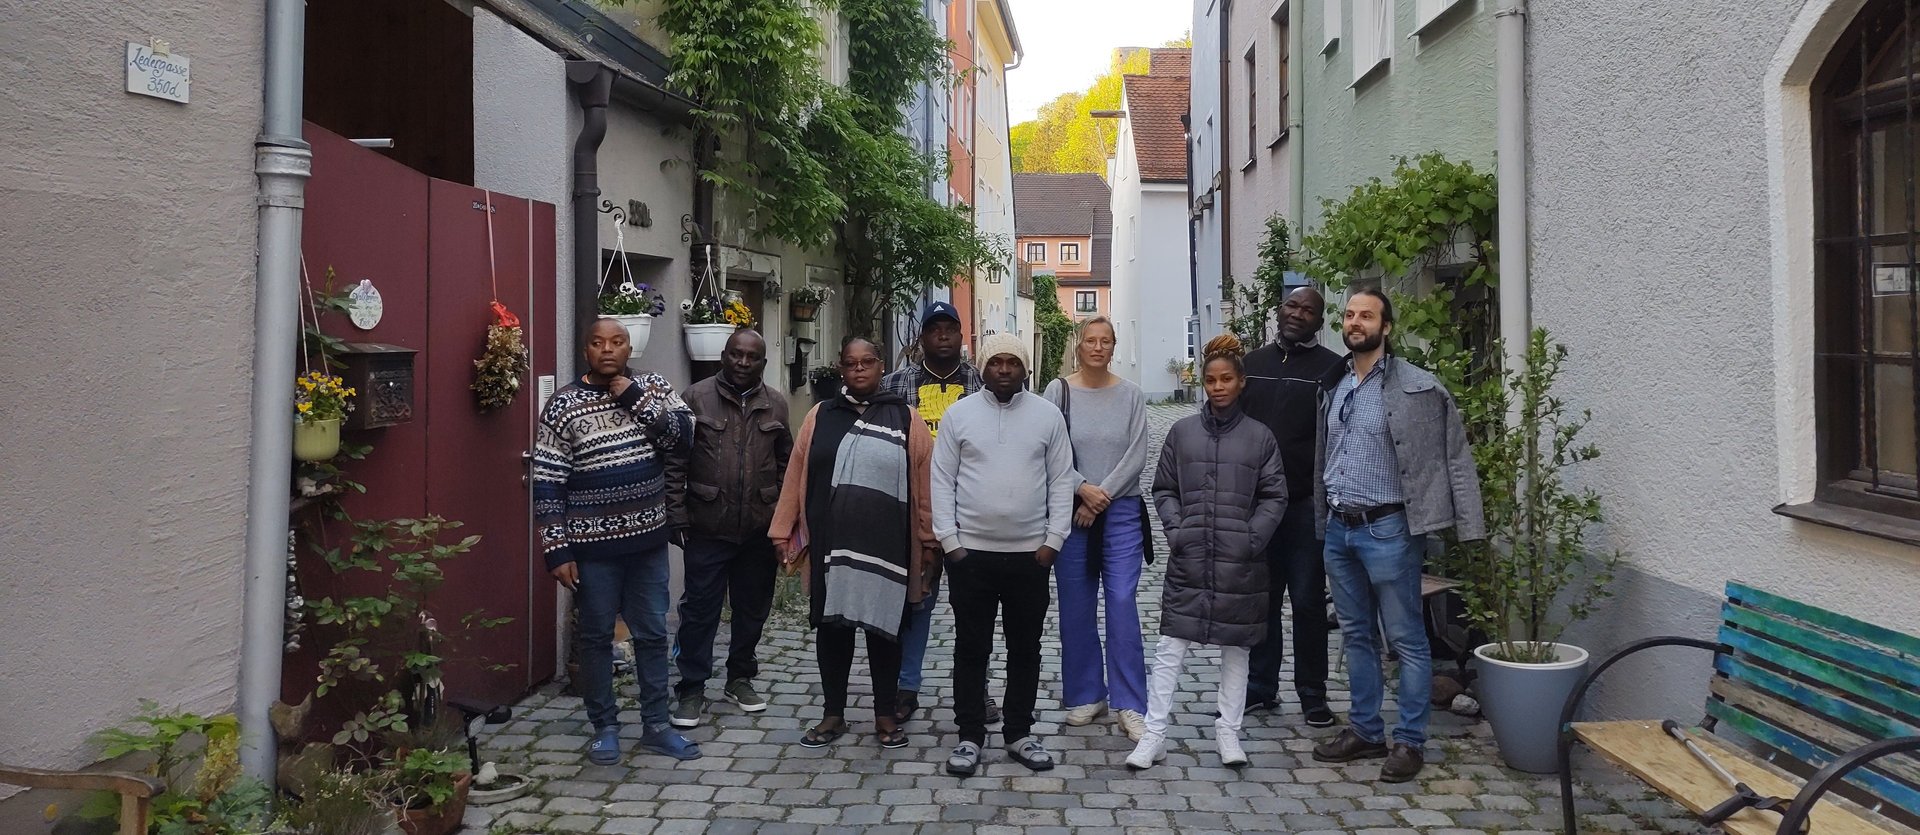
[535,318,700,763]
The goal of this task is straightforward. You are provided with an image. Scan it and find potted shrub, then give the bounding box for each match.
[807,365,842,402]
[1447,329,1620,774]
[295,372,355,461]
[681,294,752,361]
[789,283,833,322]
[598,283,665,359]
[58,703,275,835]
[386,748,471,835]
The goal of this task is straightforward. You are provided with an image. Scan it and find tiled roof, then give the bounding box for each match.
[1123,73,1190,183]
[1089,234,1112,284]
[1150,48,1191,77]
[1013,173,1113,237]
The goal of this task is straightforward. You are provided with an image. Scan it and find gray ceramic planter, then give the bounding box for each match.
[1473,642,1591,774]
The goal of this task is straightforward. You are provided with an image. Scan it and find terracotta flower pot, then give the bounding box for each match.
[393,772,471,835]
[293,417,342,461]
[790,301,818,322]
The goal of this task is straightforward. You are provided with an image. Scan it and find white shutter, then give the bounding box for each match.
[1322,0,1342,52]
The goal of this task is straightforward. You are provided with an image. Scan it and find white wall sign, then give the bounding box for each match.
[347,280,385,330]
[126,41,190,103]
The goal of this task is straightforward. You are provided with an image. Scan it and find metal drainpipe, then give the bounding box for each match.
[1218,0,1233,299]
[238,0,312,785]
[568,62,616,375]
[1289,0,1305,235]
[1496,1,1530,374]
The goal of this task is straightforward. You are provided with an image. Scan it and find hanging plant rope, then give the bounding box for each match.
[473,191,530,411]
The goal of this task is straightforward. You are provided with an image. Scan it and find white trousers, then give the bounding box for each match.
[1143,635,1251,738]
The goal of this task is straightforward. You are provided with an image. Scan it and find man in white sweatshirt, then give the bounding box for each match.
[932,332,1077,777]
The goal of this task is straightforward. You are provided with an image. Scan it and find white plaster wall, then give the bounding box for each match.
[1110,117,1149,390]
[0,0,260,778]
[1528,0,1920,720]
[1137,185,1193,397]
[473,8,575,371]
[976,61,1021,338]
[1192,0,1228,346]
[600,103,697,388]
[1227,0,1294,291]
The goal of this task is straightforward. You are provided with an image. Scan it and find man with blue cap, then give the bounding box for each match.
[881,299,998,726]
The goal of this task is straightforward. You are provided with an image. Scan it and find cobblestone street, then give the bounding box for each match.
[471,404,1692,834]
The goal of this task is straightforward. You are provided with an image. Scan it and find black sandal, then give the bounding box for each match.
[875,721,909,750]
[800,718,847,748]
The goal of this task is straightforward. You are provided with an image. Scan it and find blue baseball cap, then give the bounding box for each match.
[921,300,961,328]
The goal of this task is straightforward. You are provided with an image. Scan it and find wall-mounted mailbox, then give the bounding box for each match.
[338,342,417,429]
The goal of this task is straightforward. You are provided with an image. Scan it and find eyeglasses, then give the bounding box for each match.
[839,358,881,371]
[1081,338,1116,349]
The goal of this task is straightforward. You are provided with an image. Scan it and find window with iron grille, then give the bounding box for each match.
[1816,0,1920,515]
[1076,291,1097,313]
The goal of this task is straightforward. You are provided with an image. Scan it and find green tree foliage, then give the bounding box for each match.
[654,0,1007,338]
[1012,49,1152,174]
[1033,274,1074,386]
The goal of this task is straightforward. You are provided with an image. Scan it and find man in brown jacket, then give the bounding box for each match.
[665,329,793,728]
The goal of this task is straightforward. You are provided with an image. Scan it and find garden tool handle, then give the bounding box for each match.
[1663,719,1740,787]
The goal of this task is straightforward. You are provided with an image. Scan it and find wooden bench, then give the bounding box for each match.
[1556,582,1920,834]
[0,765,165,835]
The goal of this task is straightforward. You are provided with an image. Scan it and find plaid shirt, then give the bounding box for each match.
[881,361,983,438]
[1323,356,1405,510]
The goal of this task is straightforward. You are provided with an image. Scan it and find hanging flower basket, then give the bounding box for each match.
[294,418,343,462]
[609,313,654,358]
[790,301,819,322]
[684,323,735,361]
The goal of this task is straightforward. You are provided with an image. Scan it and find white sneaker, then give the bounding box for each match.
[1064,700,1108,727]
[1116,709,1147,741]
[1218,731,1249,767]
[1125,734,1167,770]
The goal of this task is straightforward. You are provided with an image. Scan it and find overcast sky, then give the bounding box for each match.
[1004,0,1193,124]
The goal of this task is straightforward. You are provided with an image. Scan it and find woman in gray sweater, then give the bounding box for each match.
[1042,316,1152,742]
[1131,334,1288,771]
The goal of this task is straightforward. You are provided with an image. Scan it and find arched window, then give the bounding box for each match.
[1815,0,1920,516]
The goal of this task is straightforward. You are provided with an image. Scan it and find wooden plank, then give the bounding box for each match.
[1717,656,1920,755]
[0,766,162,797]
[1707,700,1920,816]
[1573,720,1897,835]
[1721,602,1920,697]
[1421,574,1459,599]
[1711,676,1920,788]
[1728,583,1920,661]
[1718,628,1920,721]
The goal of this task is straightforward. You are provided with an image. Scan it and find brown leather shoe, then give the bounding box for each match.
[1311,728,1389,763]
[1380,743,1424,782]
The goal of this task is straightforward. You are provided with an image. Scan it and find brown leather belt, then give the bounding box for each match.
[1331,503,1405,527]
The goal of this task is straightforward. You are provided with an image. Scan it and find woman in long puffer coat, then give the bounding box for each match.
[1129,333,1288,770]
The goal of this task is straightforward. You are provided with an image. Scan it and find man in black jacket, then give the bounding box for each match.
[1238,286,1344,728]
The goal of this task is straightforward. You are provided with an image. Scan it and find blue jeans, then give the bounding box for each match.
[1055,498,1148,713]
[897,576,938,693]
[575,545,672,730]
[674,536,777,695]
[1324,511,1430,747]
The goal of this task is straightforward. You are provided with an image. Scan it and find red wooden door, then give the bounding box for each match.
[291,124,557,716]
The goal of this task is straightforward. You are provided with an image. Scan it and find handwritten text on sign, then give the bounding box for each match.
[125,42,189,103]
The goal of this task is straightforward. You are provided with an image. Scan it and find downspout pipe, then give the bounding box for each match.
[1495,1,1529,373]
[568,61,616,375]
[1218,0,1233,297]
[1288,0,1305,239]
[238,0,312,785]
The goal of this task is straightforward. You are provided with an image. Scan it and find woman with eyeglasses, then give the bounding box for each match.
[769,336,938,749]
[1129,333,1288,770]
[1040,316,1153,742]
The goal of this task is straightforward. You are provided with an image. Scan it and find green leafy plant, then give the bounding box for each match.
[391,747,470,810]
[306,516,504,759]
[788,283,834,306]
[1449,330,1620,664]
[1225,214,1299,346]
[598,283,666,317]
[1033,274,1074,386]
[72,704,272,835]
[275,769,394,835]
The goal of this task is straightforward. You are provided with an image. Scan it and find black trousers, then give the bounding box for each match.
[817,623,902,720]
[949,549,1051,745]
[674,536,778,695]
[1248,502,1331,708]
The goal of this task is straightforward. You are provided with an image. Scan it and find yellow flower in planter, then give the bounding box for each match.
[295,372,353,424]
